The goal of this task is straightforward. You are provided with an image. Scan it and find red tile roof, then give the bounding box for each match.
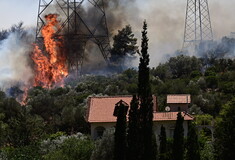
[87,96,193,123]
[167,94,191,104]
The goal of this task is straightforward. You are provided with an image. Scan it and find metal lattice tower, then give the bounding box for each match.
[36,0,111,72]
[182,0,213,52]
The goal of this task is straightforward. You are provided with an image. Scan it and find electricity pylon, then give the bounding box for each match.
[36,0,111,72]
[182,0,213,53]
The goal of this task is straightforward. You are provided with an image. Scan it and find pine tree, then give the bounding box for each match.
[127,95,140,160]
[159,125,167,160]
[114,102,127,160]
[186,122,200,160]
[110,25,138,64]
[138,20,155,160]
[172,112,184,160]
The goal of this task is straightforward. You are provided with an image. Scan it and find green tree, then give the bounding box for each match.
[138,20,155,160]
[151,63,172,80]
[172,112,184,160]
[27,87,89,134]
[127,95,139,160]
[110,25,138,64]
[200,142,215,160]
[168,55,202,78]
[186,122,200,160]
[0,113,8,146]
[7,106,45,146]
[214,98,235,160]
[159,125,167,160]
[114,101,127,160]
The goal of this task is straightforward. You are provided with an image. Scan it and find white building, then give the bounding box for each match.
[86,95,194,140]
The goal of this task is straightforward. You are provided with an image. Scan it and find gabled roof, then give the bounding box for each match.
[86,96,193,123]
[167,94,191,104]
[87,96,132,123]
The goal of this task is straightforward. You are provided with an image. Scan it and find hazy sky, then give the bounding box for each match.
[1,0,234,34]
[0,0,235,65]
[0,0,38,29]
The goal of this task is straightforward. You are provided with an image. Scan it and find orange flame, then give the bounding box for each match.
[32,14,68,88]
[20,87,28,105]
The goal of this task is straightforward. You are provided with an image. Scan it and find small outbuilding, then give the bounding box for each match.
[167,94,191,112]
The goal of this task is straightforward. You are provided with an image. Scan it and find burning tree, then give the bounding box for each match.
[32,14,68,88]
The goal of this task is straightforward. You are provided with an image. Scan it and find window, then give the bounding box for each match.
[95,126,105,139]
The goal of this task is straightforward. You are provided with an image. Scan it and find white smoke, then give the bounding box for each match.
[0,29,34,90]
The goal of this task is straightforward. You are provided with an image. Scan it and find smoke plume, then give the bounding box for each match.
[0,27,34,91]
[1,0,235,91]
[118,0,235,66]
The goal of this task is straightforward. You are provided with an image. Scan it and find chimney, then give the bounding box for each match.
[153,96,158,112]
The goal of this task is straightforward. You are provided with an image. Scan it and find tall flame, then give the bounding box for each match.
[32,14,68,88]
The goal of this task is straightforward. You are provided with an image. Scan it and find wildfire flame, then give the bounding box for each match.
[32,14,68,88]
[20,87,28,105]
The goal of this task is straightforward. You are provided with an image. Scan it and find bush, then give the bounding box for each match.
[0,145,41,160]
[43,136,94,160]
[200,142,215,160]
[91,128,115,160]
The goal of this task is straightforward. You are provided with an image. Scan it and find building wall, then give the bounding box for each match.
[168,104,189,112]
[153,121,189,142]
[91,122,116,139]
[91,120,189,140]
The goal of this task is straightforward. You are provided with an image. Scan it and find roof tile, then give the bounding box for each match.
[87,96,193,123]
[167,94,191,104]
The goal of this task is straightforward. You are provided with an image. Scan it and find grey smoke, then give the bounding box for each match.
[123,0,235,66]
[0,28,34,91]
[0,0,234,87]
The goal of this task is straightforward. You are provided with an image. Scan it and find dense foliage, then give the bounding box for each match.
[0,53,235,159]
[91,129,115,160]
[214,98,235,160]
[0,20,235,160]
[0,23,235,160]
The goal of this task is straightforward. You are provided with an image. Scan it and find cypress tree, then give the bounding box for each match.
[172,112,184,160]
[186,122,200,160]
[114,102,127,160]
[138,20,155,160]
[152,132,158,160]
[159,125,167,160]
[127,95,140,160]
